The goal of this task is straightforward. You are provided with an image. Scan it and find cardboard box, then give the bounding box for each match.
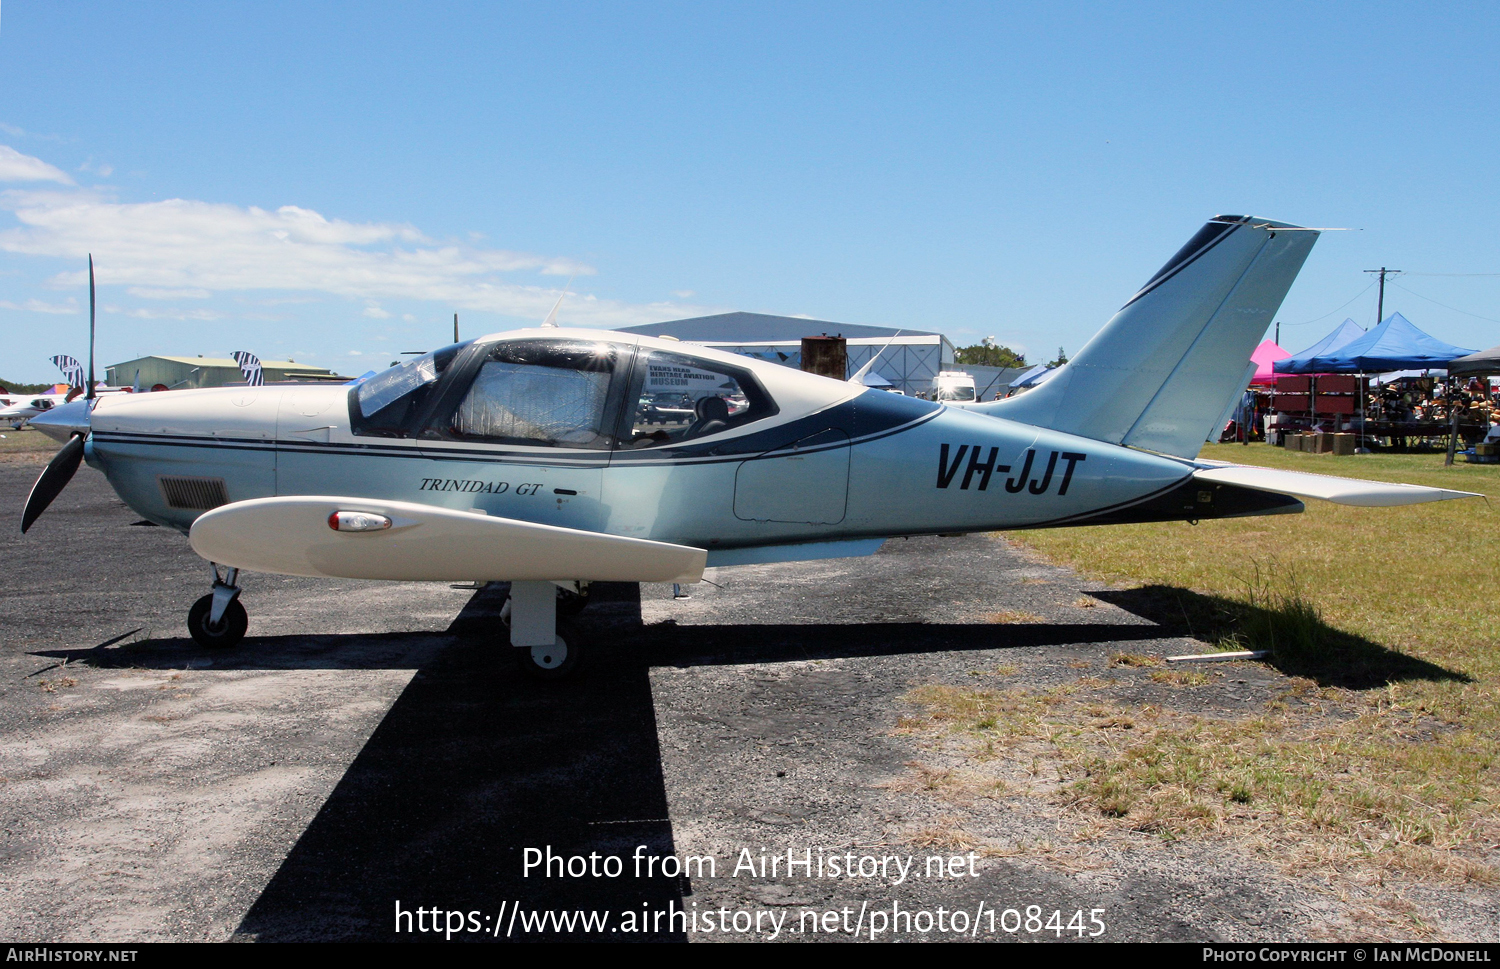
[1331,433,1355,455]
[1315,395,1355,415]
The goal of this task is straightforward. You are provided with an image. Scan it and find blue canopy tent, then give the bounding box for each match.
[1276,313,1475,374]
[1274,313,1477,459]
[1272,318,1366,375]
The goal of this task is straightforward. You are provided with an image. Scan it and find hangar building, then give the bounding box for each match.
[105,355,339,390]
[617,312,960,397]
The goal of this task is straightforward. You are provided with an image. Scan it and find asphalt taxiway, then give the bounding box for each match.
[2,463,1492,942]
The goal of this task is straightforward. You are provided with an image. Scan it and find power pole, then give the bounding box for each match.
[453,313,459,344]
[1363,267,1402,325]
[1275,322,1280,346]
[1359,267,1401,456]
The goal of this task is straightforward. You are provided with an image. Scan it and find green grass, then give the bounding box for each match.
[1013,444,1498,684]
[894,444,1500,888]
[0,426,60,460]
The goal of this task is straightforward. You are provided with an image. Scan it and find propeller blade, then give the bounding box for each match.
[21,434,85,534]
[87,256,96,401]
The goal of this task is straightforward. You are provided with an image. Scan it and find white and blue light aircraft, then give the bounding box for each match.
[21,217,1477,676]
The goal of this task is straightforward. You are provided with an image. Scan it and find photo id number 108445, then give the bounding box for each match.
[999,907,1106,937]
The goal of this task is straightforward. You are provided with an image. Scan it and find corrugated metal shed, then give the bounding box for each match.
[105,355,338,390]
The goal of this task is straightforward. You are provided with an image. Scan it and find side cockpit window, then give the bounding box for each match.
[626,349,777,448]
[423,340,623,450]
[351,341,472,438]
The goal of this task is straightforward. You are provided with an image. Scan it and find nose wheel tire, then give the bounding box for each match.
[516,622,582,680]
[187,594,248,649]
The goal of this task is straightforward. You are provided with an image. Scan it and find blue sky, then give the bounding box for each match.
[2,1,1498,382]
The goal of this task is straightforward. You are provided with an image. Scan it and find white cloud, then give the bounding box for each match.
[0,297,78,314]
[102,303,223,322]
[128,286,211,300]
[672,289,696,298]
[362,301,391,319]
[0,146,74,184]
[0,172,720,327]
[0,123,62,142]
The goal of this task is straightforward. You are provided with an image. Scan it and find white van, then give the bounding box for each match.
[930,371,977,402]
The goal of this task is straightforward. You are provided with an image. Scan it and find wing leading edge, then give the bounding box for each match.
[189,496,707,583]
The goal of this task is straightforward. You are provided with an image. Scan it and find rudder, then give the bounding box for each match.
[971,216,1318,458]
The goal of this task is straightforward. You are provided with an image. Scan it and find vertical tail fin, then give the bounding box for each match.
[973,216,1318,458]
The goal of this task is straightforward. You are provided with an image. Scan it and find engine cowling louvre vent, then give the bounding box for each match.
[158,475,230,510]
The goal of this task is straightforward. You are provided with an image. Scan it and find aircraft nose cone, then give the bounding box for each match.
[29,399,92,443]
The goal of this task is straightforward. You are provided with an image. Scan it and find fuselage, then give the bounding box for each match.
[79,328,1286,556]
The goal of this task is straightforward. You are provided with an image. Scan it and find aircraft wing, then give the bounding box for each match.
[189,496,707,583]
[1191,464,1481,507]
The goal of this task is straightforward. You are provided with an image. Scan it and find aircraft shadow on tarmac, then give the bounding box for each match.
[30,588,1176,675]
[25,583,1224,942]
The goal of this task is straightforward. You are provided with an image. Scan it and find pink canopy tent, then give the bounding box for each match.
[1248,340,1290,386]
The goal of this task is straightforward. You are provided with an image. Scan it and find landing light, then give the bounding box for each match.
[328,510,392,532]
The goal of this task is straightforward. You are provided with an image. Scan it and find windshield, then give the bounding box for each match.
[357,342,471,417]
[351,341,472,436]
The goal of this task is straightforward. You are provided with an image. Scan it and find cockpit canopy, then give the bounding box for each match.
[349,335,778,449]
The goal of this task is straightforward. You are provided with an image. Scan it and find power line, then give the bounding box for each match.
[1388,280,1500,325]
[1283,281,1375,327]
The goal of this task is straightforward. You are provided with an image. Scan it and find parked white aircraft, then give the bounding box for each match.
[22,217,1478,676]
[1,388,70,430]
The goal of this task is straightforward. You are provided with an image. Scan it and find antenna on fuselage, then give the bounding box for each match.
[848,329,904,385]
[540,275,575,328]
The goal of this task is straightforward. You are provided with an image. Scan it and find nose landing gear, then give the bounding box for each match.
[188,565,247,648]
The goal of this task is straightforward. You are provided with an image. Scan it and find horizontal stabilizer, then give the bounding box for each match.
[189,496,707,583]
[1191,465,1480,507]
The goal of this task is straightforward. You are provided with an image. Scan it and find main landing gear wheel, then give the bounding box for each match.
[187,594,248,648]
[516,621,583,680]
